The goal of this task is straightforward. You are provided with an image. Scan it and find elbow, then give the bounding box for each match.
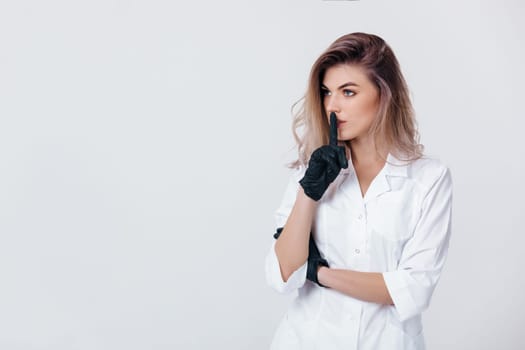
[278,263,292,283]
[383,270,436,321]
[265,243,308,294]
[274,244,308,282]
[277,258,307,283]
[385,293,395,306]
[394,289,433,322]
[265,262,308,295]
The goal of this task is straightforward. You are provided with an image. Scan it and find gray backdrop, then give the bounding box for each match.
[0,0,523,349]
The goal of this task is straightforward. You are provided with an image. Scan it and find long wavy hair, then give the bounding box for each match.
[289,32,423,169]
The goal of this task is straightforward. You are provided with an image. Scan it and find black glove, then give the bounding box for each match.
[299,112,348,201]
[306,233,329,287]
[273,227,329,287]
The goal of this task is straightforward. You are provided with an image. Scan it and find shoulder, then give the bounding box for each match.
[278,164,306,200]
[408,155,452,193]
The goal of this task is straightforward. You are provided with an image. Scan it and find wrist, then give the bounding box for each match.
[297,186,320,205]
[317,265,329,287]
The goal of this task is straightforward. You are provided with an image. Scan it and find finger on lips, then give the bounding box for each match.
[329,112,338,147]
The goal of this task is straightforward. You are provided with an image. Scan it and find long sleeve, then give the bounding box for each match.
[383,166,453,321]
[265,166,308,294]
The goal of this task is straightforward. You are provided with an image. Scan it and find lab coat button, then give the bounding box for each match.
[355,248,360,254]
[357,214,363,220]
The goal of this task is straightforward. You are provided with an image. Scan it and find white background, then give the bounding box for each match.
[0,0,523,349]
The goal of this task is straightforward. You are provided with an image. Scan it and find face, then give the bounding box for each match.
[321,63,380,143]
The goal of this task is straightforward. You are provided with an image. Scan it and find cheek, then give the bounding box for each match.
[355,97,380,123]
[349,102,377,123]
[361,94,380,112]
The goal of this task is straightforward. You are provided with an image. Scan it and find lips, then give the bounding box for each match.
[337,121,346,127]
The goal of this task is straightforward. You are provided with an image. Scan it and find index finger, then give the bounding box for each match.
[329,112,338,146]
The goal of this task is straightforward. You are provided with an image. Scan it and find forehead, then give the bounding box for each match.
[322,63,371,87]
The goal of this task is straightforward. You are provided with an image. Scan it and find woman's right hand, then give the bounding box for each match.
[299,112,348,201]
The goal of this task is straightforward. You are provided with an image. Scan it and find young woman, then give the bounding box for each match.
[265,32,453,349]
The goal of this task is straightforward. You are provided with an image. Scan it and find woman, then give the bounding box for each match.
[265,32,453,349]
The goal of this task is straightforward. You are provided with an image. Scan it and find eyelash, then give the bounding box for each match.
[321,89,355,97]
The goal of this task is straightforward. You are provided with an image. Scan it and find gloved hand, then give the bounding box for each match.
[299,112,348,201]
[306,232,329,287]
[273,227,329,287]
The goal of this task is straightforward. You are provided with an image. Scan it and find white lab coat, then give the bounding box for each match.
[265,153,453,350]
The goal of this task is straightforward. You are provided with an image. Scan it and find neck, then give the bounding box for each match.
[346,138,388,166]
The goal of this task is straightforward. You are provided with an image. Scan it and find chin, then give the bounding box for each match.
[338,133,355,142]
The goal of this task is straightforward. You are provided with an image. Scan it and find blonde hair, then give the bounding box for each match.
[289,32,423,168]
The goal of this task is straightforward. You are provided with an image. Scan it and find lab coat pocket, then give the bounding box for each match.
[368,192,418,242]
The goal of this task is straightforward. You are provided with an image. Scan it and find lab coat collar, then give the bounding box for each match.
[340,152,409,178]
[338,152,409,202]
[384,153,410,178]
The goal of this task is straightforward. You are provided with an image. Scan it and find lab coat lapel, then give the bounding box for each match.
[337,151,360,201]
[363,171,391,203]
[338,167,360,201]
[364,153,409,202]
[339,153,409,203]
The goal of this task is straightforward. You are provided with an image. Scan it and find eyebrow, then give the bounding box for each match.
[321,81,359,90]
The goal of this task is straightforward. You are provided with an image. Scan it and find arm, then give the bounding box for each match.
[274,187,318,282]
[318,267,394,305]
[273,113,347,283]
[382,166,453,321]
[318,165,452,315]
[266,112,347,291]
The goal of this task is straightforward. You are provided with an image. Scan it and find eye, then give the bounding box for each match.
[343,89,355,97]
[321,89,331,97]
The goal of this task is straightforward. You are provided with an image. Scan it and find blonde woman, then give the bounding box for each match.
[265,32,453,349]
